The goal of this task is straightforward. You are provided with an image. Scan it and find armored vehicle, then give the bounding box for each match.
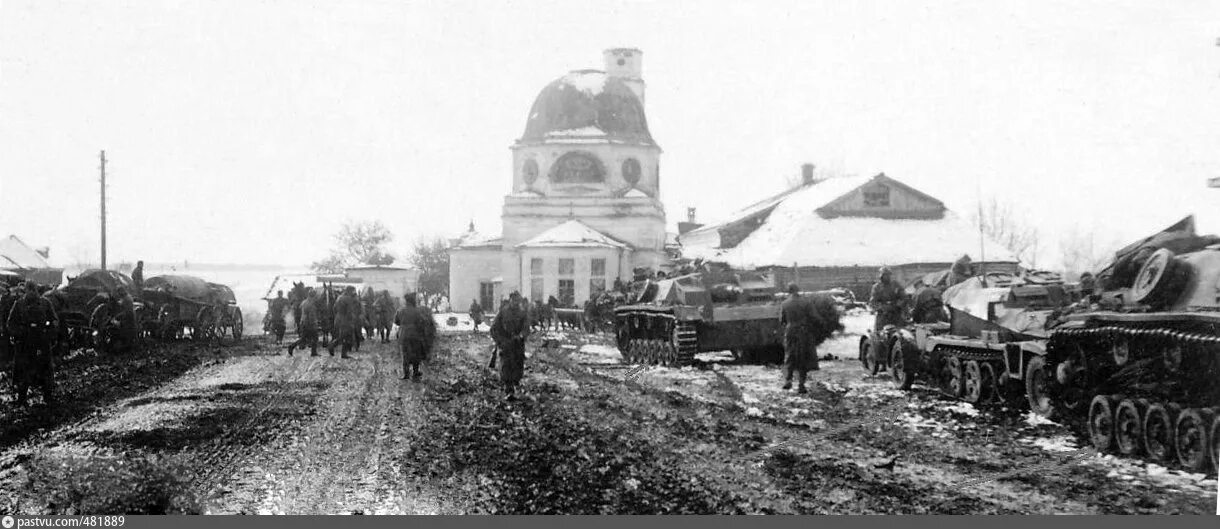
[1045,216,1220,472]
[613,269,786,365]
[889,271,1073,410]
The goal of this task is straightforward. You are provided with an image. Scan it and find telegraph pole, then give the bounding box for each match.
[100,150,107,270]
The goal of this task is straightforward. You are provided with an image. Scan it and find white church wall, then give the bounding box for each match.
[449,248,502,312]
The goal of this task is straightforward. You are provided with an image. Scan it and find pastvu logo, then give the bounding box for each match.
[2,515,14,528]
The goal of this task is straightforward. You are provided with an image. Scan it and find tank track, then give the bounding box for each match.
[1048,324,1220,473]
[618,313,698,367]
[926,345,1011,405]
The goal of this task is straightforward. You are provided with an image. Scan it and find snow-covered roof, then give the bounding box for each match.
[560,70,607,97]
[680,175,1018,268]
[0,235,52,270]
[453,228,503,249]
[517,220,629,249]
[519,69,653,146]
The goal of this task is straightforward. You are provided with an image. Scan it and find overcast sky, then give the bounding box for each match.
[2,0,1218,268]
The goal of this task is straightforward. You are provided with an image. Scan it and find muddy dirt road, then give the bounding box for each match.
[1,319,1215,514]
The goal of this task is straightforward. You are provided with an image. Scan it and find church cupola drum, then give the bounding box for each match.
[449,48,671,312]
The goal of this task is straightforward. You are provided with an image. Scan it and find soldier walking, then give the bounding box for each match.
[491,292,530,400]
[329,286,359,358]
[395,293,431,380]
[267,290,289,344]
[779,283,817,393]
[287,289,320,357]
[469,299,484,332]
[375,291,395,343]
[7,283,59,405]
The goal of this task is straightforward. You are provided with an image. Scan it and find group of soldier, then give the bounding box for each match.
[276,286,437,381]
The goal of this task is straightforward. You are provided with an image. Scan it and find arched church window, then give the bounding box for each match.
[522,159,539,185]
[621,158,641,185]
[550,151,605,183]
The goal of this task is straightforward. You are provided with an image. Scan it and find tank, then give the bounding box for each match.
[613,269,786,365]
[890,271,1073,411]
[1044,216,1220,472]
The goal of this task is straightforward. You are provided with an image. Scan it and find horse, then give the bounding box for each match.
[317,283,337,346]
[361,287,377,344]
[287,281,308,334]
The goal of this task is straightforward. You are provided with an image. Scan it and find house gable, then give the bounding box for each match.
[816,174,945,220]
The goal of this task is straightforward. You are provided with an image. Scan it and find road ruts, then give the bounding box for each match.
[206,336,455,514]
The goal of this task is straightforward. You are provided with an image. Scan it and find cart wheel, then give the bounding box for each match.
[89,304,115,354]
[1024,356,1055,419]
[196,306,216,341]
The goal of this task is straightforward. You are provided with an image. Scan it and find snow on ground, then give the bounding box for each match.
[435,312,476,332]
[942,402,981,417]
[1024,435,1080,453]
[575,343,622,365]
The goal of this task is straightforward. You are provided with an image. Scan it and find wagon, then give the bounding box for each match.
[47,269,142,353]
[141,275,243,344]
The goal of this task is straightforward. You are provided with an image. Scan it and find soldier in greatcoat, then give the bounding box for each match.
[329,286,359,358]
[491,292,530,400]
[7,283,59,405]
[267,290,289,344]
[469,299,484,332]
[779,283,817,393]
[287,289,320,357]
[375,291,396,343]
[395,293,431,380]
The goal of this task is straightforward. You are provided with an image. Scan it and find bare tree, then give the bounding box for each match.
[1058,227,1119,281]
[971,197,1041,267]
[311,220,396,273]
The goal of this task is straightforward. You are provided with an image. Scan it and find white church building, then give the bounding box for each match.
[449,48,670,312]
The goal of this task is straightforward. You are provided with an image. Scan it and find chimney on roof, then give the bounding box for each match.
[678,207,703,235]
[801,163,816,186]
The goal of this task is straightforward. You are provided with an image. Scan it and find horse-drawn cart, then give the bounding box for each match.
[47,269,141,353]
[142,275,243,344]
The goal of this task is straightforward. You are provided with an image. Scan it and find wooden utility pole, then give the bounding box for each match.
[100,150,107,270]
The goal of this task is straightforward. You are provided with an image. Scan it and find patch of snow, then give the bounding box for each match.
[547,126,604,137]
[542,331,568,341]
[740,393,760,404]
[943,402,980,417]
[1023,411,1059,427]
[561,70,606,96]
[1025,435,1079,453]
[744,407,764,417]
[624,188,649,198]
